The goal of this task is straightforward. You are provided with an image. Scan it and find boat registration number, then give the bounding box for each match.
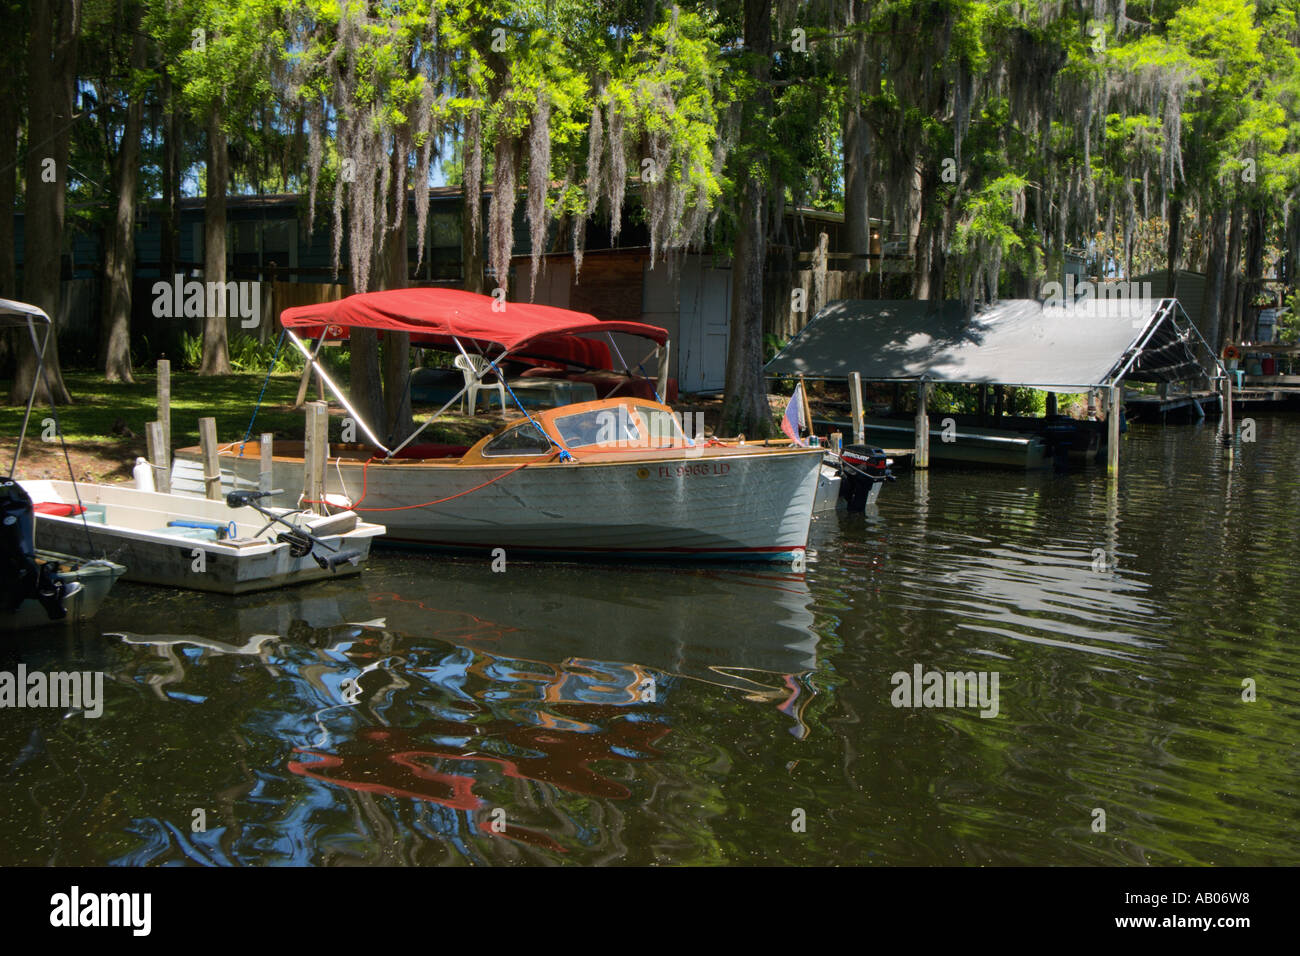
[657,462,730,478]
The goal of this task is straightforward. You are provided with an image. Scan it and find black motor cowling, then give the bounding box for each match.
[0,478,70,620]
[837,444,894,512]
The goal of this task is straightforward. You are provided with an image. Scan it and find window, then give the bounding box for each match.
[636,408,690,448]
[553,405,641,448]
[482,422,551,457]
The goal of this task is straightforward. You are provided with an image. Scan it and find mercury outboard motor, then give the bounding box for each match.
[1041,415,1081,470]
[838,445,895,512]
[0,478,70,620]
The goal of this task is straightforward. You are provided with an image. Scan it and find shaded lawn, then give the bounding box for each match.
[0,371,306,447]
[0,370,507,481]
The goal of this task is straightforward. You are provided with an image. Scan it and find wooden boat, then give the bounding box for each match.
[19,479,385,595]
[175,289,824,562]
[176,397,821,560]
[3,550,125,630]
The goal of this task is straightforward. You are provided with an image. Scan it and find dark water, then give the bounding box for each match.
[3,416,1299,865]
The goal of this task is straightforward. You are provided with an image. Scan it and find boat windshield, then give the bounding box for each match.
[553,405,641,448]
[482,422,552,457]
[635,407,691,448]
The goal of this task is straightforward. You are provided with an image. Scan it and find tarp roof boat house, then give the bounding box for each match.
[767,297,1224,475]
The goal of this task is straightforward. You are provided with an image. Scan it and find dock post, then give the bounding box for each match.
[198,417,222,500]
[259,432,274,494]
[1045,392,1057,417]
[1107,386,1121,478]
[1219,376,1234,445]
[146,421,170,494]
[915,379,930,469]
[156,359,171,464]
[849,372,865,446]
[303,402,328,513]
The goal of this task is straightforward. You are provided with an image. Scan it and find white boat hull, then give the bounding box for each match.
[19,480,385,595]
[174,447,823,561]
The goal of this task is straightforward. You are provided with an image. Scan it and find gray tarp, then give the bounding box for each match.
[767,297,1209,392]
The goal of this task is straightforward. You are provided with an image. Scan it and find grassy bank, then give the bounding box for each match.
[0,369,507,482]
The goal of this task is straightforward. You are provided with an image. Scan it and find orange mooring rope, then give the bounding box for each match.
[302,451,561,513]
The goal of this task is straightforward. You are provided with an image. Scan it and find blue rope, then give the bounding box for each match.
[488,356,574,462]
[238,329,288,457]
[636,361,664,404]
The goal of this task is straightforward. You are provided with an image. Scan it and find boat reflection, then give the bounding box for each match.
[108,561,822,858]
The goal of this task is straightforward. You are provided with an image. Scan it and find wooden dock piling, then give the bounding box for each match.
[145,421,170,494]
[914,380,930,469]
[198,417,221,500]
[1219,376,1234,445]
[156,359,171,460]
[1107,386,1122,478]
[303,402,328,513]
[849,372,865,446]
[259,432,274,494]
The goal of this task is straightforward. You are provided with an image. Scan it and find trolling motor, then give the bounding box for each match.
[226,489,363,573]
[837,445,895,512]
[0,478,78,620]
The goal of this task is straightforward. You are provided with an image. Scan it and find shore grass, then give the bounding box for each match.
[1,369,508,472]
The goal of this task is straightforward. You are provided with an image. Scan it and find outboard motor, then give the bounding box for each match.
[1041,415,1081,470]
[837,445,895,512]
[0,478,70,620]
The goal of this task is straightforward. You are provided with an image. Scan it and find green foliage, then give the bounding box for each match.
[177,332,305,374]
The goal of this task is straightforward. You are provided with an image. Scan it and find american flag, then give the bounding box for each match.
[781,383,807,445]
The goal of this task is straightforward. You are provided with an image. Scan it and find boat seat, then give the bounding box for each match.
[389,443,469,460]
[33,502,85,517]
[33,502,108,523]
[517,367,678,403]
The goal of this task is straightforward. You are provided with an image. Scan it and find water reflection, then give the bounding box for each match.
[94,563,820,863]
[4,416,1300,865]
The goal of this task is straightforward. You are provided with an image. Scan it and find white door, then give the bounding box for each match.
[680,262,730,392]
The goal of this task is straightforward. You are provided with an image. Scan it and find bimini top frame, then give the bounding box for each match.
[0,298,54,478]
[280,288,673,459]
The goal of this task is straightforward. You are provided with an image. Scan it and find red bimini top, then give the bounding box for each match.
[279,287,668,359]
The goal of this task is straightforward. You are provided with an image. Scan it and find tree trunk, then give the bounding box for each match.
[199,108,231,375]
[720,0,773,438]
[1222,203,1243,346]
[461,174,484,294]
[1285,199,1300,291]
[1165,196,1182,299]
[0,30,20,379]
[1200,205,1229,353]
[100,26,145,383]
[160,69,179,281]
[1244,204,1265,338]
[10,0,78,407]
[842,0,869,274]
[378,156,413,445]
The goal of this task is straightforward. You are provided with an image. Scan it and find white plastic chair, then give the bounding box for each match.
[454,353,507,415]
